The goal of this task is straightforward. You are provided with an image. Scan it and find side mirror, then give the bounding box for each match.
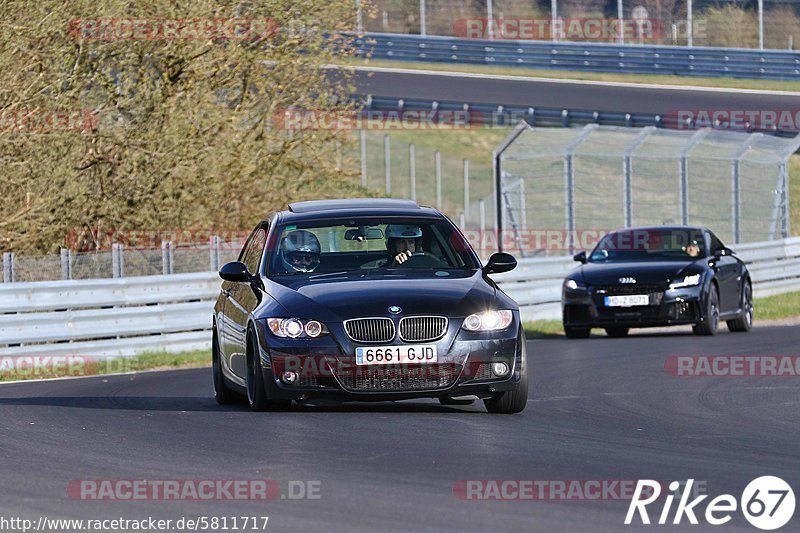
[714,246,734,258]
[485,252,517,274]
[219,261,252,282]
[573,251,587,263]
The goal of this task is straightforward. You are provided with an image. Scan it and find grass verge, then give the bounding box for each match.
[0,349,210,383]
[341,58,800,92]
[524,291,800,337]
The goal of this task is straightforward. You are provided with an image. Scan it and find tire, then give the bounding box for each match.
[604,326,629,338]
[727,281,753,333]
[484,336,528,414]
[564,326,591,339]
[246,332,291,412]
[212,329,240,405]
[693,284,720,336]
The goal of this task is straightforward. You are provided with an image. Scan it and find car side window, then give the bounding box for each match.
[240,229,267,274]
[708,232,724,255]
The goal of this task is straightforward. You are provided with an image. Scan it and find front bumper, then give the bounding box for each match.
[562,283,704,328]
[255,317,524,402]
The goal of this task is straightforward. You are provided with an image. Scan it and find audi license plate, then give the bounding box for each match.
[355,345,437,366]
[604,294,649,307]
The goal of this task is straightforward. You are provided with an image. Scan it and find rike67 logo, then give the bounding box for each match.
[626,477,795,530]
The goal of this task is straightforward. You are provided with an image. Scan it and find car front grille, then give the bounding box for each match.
[594,284,664,306]
[594,284,664,295]
[344,318,395,343]
[398,316,448,342]
[335,364,459,391]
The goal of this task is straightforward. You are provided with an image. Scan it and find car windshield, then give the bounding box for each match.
[589,229,706,262]
[267,218,479,276]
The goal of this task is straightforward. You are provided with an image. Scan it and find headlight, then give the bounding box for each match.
[563,278,586,292]
[462,310,513,332]
[669,274,701,289]
[267,318,329,338]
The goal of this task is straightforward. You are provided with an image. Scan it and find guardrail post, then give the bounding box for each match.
[409,143,416,202]
[359,129,367,188]
[112,243,124,278]
[435,150,442,210]
[384,134,391,195]
[60,248,72,280]
[162,241,174,275]
[463,159,470,224]
[210,236,221,272]
[3,252,14,283]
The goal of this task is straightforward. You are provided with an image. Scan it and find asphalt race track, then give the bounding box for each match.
[1,325,798,532]
[351,67,800,115]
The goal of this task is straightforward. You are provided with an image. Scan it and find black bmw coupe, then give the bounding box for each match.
[562,226,753,338]
[212,198,528,413]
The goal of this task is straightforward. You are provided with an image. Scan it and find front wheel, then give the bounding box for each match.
[484,338,528,414]
[246,333,291,412]
[727,282,753,333]
[693,284,720,336]
[605,326,629,338]
[564,326,591,339]
[212,330,239,405]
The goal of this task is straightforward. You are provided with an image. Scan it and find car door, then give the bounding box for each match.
[226,226,268,379]
[708,231,739,313]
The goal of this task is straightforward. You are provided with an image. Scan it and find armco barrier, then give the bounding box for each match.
[353,32,800,81]
[0,237,798,357]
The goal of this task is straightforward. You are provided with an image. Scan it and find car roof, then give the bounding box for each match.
[277,198,444,223]
[607,225,706,234]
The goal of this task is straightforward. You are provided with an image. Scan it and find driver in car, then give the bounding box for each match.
[386,224,423,266]
[279,229,321,272]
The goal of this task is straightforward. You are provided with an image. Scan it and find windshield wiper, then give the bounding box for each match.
[308,271,351,280]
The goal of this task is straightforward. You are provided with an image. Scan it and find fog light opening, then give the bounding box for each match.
[491,362,509,377]
[281,371,298,385]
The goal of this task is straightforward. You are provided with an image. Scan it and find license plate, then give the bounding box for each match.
[355,345,437,366]
[604,294,649,307]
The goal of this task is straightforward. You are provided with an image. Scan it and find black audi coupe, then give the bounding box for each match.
[212,198,528,413]
[562,226,753,338]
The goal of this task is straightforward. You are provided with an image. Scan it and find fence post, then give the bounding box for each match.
[409,143,416,202]
[60,248,72,280]
[210,235,221,272]
[459,212,466,230]
[551,0,559,42]
[162,241,174,275]
[479,199,486,258]
[112,243,124,278]
[463,159,470,224]
[419,0,426,36]
[384,134,391,195]
[356,0,363,34]
[782,161,790,239]
[435,150,442,210]
[3,252,14,283]
[360,129,367,188]
[487,0,494,39]
[617,0,624,45]
[687,0,693,47]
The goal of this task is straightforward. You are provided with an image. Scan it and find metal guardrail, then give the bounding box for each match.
[361,96,800,139]
[0,237,798,357]
[353,32,800,81]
